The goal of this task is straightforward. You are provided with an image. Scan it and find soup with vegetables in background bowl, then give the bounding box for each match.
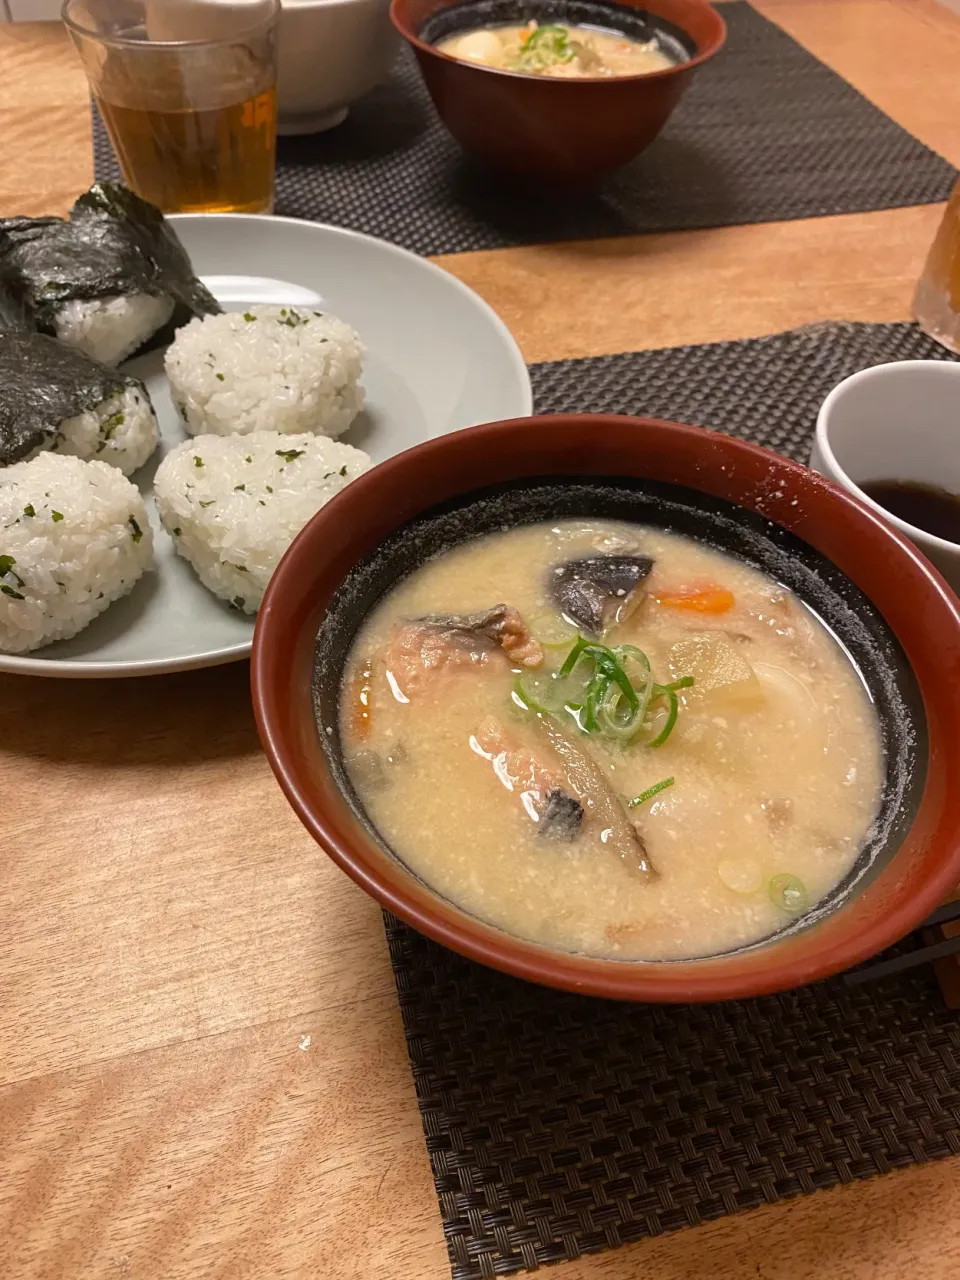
[340,519,884,962]
[436,21,681,77]
[392,0,726,183]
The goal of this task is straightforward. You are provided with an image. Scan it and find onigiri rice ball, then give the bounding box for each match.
[0,330,159,476]
[0,452,154,654]
[154,432,371,614]
[164,306,365,438]
[52,381,159,477]
[54,294,175,368]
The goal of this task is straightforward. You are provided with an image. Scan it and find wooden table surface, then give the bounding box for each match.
[1,3,959,1277]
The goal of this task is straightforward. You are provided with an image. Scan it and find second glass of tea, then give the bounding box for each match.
[913,177,960,355]
[63,0,280,215]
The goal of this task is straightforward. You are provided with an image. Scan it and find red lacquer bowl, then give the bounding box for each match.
[252,415,960,1002]
[390,0,726,183]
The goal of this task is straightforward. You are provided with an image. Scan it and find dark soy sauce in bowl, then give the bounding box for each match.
[861,480,960,545]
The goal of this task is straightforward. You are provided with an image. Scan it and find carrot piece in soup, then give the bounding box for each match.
[655,584,735,614]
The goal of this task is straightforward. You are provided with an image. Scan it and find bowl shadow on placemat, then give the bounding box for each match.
[386,911,960,1279]
[275,78,736,248]
[272,45,732,246]
[276,73,431,168]
[443,136,734,245]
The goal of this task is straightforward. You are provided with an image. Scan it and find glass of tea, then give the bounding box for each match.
[63,0,280,215]
[913,177,960,355]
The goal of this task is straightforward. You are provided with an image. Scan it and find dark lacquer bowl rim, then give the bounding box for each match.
[251,414,960,1003]
[390,0,727,87]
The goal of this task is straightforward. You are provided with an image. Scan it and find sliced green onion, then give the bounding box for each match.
[718,859,763,894]
[646,686,679,748]
[575,641,615,673]
[572,642,640,715]
[559,635,589,678]
[513,24,574,73]
[552,673,593,717]
[530,614,580,648]
[599,670,653,740]
[634,669,655,730]
[582,668,607,733]
[598,685,639,739]
[603,661,639,716]
[523,22,568,45]
[614,643,651,671]
[521,23,573,60]
[559,639,614,731]
[769,874,808,913]
[513,671,554,716]
[628,777,675,807]
[552,636,691,746]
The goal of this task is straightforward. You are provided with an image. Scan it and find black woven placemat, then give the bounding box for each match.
[530,319,956,458]
[387,321,960,1280]
[92,3,955,255]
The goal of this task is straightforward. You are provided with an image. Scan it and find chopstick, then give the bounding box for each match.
[843,900,960,987]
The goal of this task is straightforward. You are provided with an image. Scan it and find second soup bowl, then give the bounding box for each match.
[252,414,960,1002]
[390,0,727,183]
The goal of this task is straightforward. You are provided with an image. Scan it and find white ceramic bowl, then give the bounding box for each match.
[811,360,960,594]
[145,0,399,135]
[278,0,400,134]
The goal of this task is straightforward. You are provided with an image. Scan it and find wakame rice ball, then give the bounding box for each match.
[164,306,365,438]
[0,452,154,654]
[51,381,158,477]
[154,432,371,614]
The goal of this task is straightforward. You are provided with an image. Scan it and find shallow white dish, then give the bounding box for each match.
[0,214,531,679]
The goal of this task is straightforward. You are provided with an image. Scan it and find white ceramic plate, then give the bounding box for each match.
[0,215,532,678]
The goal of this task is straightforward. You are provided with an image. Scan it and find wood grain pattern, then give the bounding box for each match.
[436,204,947,363]
[0,996,447,1279]
[554,1158,960,1280]
[0,24,92,216]
[752,0,960,169]
[1,5,960,1279]
[0,665,403,1090]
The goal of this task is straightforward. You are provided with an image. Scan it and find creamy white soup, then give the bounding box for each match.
[340,520,884,961]
[436,22,677,78]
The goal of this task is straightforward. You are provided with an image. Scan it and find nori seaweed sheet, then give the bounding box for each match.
[0,330,141,466]
[0,262,32,334]
[0,182,221,337]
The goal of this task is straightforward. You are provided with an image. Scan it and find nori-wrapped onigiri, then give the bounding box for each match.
[0,260,31,335]
[0,329,159,476]
[0,182,221,367]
